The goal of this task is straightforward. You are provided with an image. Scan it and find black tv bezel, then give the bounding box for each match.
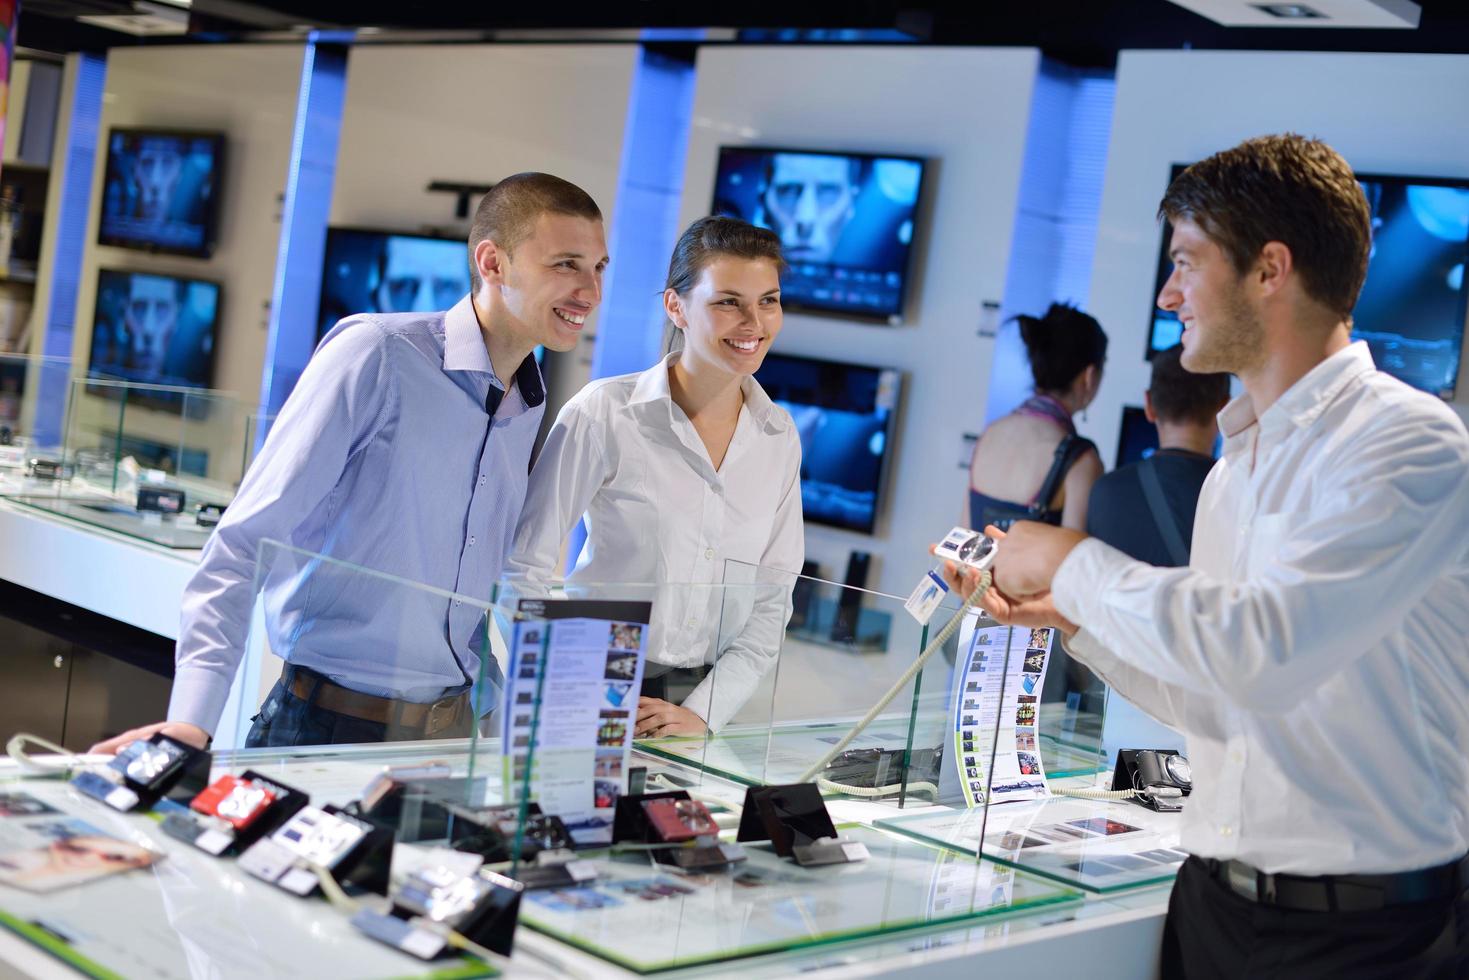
[86,265,225,407]
[754,349,904,536]
[316,225,469,341]
[97,126,226,260]
[710,144,928,326]
[1147,165,1469,399]
[1115,404,1157,469]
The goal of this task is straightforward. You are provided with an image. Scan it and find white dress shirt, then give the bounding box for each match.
[507,352,805,730]
[1053,342,1469,875]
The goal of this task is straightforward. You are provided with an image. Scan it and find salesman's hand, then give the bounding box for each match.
[989,521,1087,597]
[635,697,708,738]
[930,525,1079,636]
[90,721,209,756]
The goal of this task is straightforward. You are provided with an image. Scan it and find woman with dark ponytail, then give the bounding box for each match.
[966,303,1107,531]
[507,216,803,737]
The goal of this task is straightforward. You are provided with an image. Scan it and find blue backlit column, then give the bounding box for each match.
[34,52,105,447]
[257,36,349,439]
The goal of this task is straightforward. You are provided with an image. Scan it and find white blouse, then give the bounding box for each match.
[506,352,805,730]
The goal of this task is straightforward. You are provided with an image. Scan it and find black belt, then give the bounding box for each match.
[1198,854,1469,912]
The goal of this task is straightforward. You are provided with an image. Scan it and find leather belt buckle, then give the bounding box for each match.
[424,696,461,737]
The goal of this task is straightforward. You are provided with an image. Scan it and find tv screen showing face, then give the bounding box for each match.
[98,129,223,257]
[754,352,902,534]
[1149,166,1469,398]
[711,146,926,323]
[88,269,219,391]
[317,227,470,340]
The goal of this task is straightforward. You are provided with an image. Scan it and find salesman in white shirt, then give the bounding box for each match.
[941,134,1469,978]
[507,216,804,736]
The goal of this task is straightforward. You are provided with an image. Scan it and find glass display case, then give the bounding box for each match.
[0,353,71,493]
[2,377,253,549]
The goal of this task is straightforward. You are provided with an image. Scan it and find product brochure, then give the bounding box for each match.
[949,616,1056,806]
[504,599,653,845]
[0,800,161,893]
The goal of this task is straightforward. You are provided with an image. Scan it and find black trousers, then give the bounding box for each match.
[1161,856,1469,979]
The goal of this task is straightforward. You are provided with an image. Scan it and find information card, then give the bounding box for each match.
[504,599,653,845]
[949,614,1057,807]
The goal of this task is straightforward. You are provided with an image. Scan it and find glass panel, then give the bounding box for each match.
[655,560,1001,811]
[491,576,765,840]
[875,796,1186,894]
[0,352,71,493]
[515,824,1081,973]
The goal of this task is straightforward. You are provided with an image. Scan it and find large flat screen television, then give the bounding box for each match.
[1149,166,1469,399]
[88,268,220,393]
[98,128,224,258]
[754,352,902,534]
[711,146,926,323]
[317,227,470,340]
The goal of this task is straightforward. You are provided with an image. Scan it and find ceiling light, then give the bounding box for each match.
[1165,0,1420,28]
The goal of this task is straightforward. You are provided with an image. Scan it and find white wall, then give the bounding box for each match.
[1087,50,1469,464]
[329,44,638,411]
[68,45,305,476]
[679,45,1042,600]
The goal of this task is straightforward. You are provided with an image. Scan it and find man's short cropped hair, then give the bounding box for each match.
[468,173,602,292]
[1150,345,1230,426]
[1159,134,1372,319]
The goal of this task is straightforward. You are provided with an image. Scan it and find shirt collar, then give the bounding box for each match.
[443,294,493,375]
[443,293,545,409]
[628,351,788,434]
[1217,341,1376,449]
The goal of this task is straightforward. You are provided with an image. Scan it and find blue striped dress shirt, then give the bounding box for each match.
[168,295,543,734]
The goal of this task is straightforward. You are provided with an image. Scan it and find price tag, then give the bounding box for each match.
[904,570,950,625]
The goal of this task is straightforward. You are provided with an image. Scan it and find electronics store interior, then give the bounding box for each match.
[1,2,1467,978]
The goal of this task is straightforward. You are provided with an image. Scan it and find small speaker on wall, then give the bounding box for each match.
[830,551,871,644]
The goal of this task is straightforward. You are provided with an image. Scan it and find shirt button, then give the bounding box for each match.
[687,619,698,628]
[704,548,714,560]
[479,475,486,487]
[454,599,462,607]
[1220,825,1233,837]
[469,535,476,546]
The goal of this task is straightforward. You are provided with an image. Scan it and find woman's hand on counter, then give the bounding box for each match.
[635,697,708,738]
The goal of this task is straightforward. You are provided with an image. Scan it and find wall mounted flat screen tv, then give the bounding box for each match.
[754,352,902,534]
[711,146,926,323]
[317,227,471,341]
[88,268,220,394]
[1149,165,1469,399]
[1116,405,1159,468]
[98,129,224,258]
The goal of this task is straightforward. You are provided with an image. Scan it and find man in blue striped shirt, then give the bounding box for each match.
[93,172,608,751]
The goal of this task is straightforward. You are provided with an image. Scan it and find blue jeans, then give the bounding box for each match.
[244,665,469,748]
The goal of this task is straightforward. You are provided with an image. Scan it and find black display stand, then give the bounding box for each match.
[71,733,211,813]
[614,790,745,870]
[161,770,309,856]
[353,868,523,960]
[736,784,867,867]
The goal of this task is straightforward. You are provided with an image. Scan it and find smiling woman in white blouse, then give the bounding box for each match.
[506,216,804,736]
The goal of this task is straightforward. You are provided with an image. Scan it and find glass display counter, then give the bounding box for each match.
[2,377,255,549]
[0,543,1178,978]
